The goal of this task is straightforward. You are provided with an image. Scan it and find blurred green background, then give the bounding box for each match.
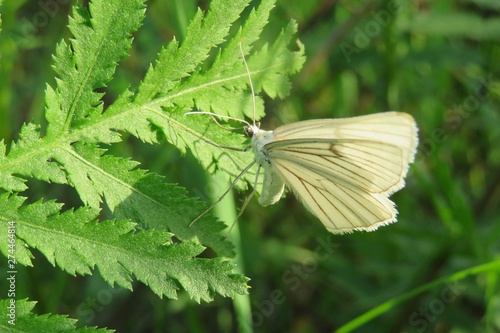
[1,0,500,332]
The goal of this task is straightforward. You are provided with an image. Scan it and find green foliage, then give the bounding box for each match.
[400,12,500,40]
[0,194,247,301]
[1,299,113,332]
[2,0,499,332]
[337,260,500,332]
[0,0,303,328]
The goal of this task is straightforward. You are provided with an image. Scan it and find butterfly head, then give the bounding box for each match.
[243,122,261,138]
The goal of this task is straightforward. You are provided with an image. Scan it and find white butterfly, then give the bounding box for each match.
[242,111,418,234]
[189,46,418,234]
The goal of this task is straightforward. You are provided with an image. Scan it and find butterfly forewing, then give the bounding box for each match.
[273,112,417,161]
[273,111,413,135]
[266,139,407,194]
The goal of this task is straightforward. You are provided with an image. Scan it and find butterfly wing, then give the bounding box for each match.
[272,156,397,233]
[263,112,418,233]
[270,112,418,195]
[258,164,286,207]
[273,112,417,163]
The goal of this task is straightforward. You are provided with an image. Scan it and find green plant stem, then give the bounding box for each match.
[210,171,253,333]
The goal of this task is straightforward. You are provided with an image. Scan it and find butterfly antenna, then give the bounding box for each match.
[189,160,257,227]
[209,114,243,132]
[239,43,257,127]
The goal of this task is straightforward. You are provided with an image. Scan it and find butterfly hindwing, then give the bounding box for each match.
[272,157,397,233]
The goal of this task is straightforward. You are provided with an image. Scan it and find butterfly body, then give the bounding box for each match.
[246,126,286,206]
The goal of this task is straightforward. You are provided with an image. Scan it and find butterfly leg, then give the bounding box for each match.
[189,160,257,227]
[225,164,262,237]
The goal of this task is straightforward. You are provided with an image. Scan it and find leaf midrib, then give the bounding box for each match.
[63,5,127,134]
[0,65,274,187]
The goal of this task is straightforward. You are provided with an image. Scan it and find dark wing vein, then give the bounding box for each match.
[267,139,405,194]
[272,157,396,234]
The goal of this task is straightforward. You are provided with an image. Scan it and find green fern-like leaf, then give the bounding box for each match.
[0,299,113,332]
[131,0,305,189]
[0,0,302,308]
[0,194,247,301]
